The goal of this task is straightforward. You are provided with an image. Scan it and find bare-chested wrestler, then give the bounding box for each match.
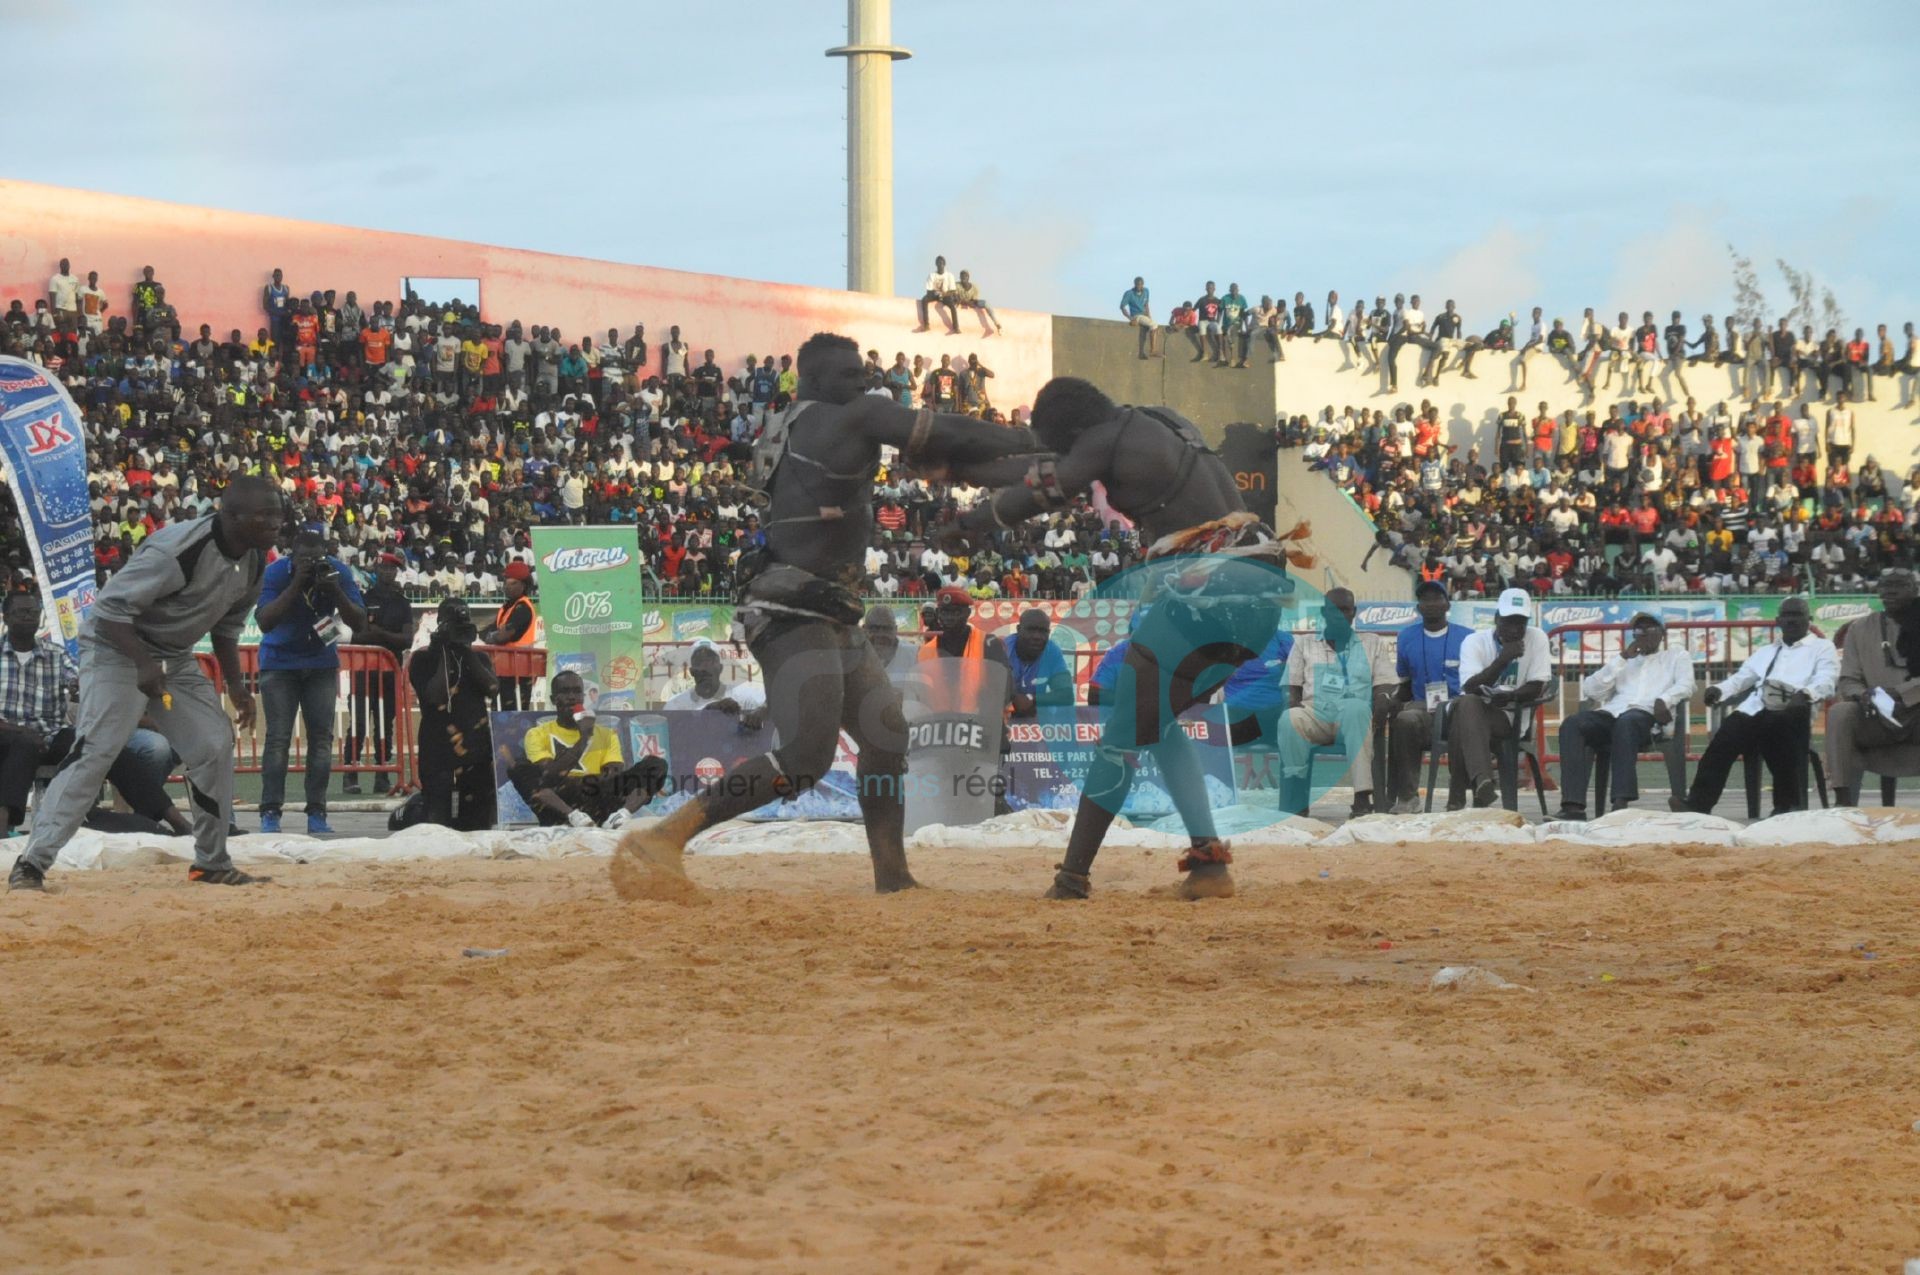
[949,376,1308,901]
[611,332,1036,898]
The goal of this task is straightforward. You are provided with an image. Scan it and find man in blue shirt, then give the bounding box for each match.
[1387,580,1474,813]
[1222,629,1295,747]
[1003,609,1074,720]
[1119,276,1156,359]
[255,525,365,834]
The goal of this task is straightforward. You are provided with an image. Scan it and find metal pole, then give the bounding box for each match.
[826,0,911,296]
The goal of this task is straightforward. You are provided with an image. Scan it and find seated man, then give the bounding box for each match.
[1554,613,1695,820]
[1002,608,1075,721]
[664,639,768,723]
[1827,568,1920,805]
[509,670,665,829]
[1671,596,1835,816]
[1280,588,1396,818]
[1387,580,1474,813]
[1449,588,1553,808]
[0,592,73,840]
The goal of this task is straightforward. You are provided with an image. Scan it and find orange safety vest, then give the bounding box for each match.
[919,625,990,715]
[494,595,538,647]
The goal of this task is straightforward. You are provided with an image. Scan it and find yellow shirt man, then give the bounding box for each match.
[521,718,624,776]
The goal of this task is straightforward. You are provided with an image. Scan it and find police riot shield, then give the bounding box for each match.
[902,656,1010,836]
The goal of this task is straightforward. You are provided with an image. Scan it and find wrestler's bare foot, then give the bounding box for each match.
[1176,864,1236,900]
[609,821,707,905]
[874,869,922,894]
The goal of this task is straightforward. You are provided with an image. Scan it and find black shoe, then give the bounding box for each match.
[373,773,392,795]
[1552,804,1587,822]
[1472,777,1498,808]
[342,777,363,795]
[1350,792,1375,818]
[188,865,269,886]
[1666,796,1696,814]
[8,857,45,891]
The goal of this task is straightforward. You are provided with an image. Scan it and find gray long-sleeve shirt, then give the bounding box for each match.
[87,516,266,658]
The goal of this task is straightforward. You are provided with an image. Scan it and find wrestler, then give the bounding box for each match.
[949,377,1308,900]
[612,332,1035,897]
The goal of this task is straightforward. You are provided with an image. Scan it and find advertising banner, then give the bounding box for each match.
[1002,705,1237,821]
[1539,598,1728,664]
[0,356,97,659]
[529,526,648,709]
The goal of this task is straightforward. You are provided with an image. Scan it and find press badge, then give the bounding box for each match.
[313,614,345,646]
[1426,683,1450,710]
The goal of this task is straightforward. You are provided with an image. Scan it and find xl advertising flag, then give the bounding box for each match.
[0,356,97,659]
[528,526,648,709]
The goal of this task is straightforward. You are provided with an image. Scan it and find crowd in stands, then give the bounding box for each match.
[1203,291,1920,596]
[3,257,1133,605]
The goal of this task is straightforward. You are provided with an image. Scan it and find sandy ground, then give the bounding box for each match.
[2,835,1917,1275]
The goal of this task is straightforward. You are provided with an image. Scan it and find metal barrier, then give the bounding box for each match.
[194,645,417,795]
[1540,620,1826,769]
[478,644,550,711]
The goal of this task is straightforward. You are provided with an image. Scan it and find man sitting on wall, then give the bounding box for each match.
[508,670,665,829]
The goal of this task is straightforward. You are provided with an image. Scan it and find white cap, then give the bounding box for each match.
[1496,588,1533,618]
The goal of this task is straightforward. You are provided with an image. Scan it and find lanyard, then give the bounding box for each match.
[1421,628,1452,692]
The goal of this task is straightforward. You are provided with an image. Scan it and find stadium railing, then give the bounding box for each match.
[194,645,416,797]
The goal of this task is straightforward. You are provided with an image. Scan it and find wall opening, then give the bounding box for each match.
[401,276,482,313]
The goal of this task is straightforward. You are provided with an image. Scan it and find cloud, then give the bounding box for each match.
[1412,223,1543,326]
[1603,208,1729,318]
[907,168,1089,314]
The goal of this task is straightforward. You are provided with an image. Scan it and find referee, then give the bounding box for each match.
[9,477,282,891]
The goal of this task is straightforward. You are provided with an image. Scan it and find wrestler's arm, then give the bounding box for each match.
[843,396,1034,465]
[956,423,1116,533]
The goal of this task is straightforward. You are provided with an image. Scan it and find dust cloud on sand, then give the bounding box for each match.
[1,835,1916,1272]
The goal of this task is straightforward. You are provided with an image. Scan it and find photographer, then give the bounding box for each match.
[254,525,365,834]
[405,599,498,830]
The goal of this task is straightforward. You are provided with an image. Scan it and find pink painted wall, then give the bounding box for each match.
[0,179,1050,410]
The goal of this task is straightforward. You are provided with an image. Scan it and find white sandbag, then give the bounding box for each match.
[51,830,190,872]
[1319,807,1533,847]
[46,823,619,873]
[1733,808,1877,847]
[689,820,869,857]
[1536,808,1741,847]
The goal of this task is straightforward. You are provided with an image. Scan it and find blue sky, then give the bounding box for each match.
[8,0,1918,331]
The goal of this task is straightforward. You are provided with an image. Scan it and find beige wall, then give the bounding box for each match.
[0,179,1051,410]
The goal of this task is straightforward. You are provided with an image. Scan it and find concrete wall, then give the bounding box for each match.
[1263,332,1920,486]
[1049,315,1277,446]
[0,179,1052,410]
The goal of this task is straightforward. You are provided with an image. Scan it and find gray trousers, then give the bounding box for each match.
[22,643,234,873]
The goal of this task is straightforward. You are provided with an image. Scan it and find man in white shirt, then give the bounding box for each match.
[47,258,82,332]
[1449,587,1554,808]
[1670,596,1835,817]
[1280,588,1397,818]
[1553,614,1696,819]
[1385,293,1431,393]
[663,640,768,719]
[914,256,959,335]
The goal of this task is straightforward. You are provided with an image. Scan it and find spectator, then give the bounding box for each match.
[345,552,414,795]
[915,256,959,334]
[1119,276,1156,358]
[1385,580,1474,814]
[1448,588,1552,809]
[1670,596,1834,816]
[663,639,767,717]
[254,525,365,835]
[0,592,75,839]
[1194,282,1226,365]
[1553,613,1695,820]
[46,257,81,332]
[1826,569,1920,806]
[481,562,539,707]
[1002,608,1073,719]
[1280,587,1396,818]
[951,270,1002,337]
